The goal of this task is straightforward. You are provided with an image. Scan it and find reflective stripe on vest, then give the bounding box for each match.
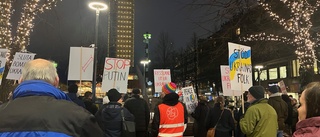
[159,123,184,128]
[158,102,184,137]
[158,132,184,137]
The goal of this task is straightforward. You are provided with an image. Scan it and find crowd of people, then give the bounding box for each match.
[0,58,320,137]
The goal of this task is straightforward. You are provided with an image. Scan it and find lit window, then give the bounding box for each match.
[269,68,278,80]
[279,66,287,78]
[260,70,267,81]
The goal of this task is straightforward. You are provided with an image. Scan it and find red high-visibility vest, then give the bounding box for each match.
[158,102,185,137]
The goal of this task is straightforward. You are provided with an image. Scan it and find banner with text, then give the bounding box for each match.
[182,86,198,114]
[68,47,94,81]
[7,52,36,80]
[0,49,8,85]
[154,69,171,93]
[220,65,241,96]
[101,57,130,93]
[228,42,252,91]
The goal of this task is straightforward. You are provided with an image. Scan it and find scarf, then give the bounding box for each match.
[13,80,71,101]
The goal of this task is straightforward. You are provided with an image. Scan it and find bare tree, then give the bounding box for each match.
[152,31,176,69]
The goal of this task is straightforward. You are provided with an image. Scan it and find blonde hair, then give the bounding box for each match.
[20,59,58,85]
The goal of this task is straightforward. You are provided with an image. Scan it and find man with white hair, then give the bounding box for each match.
[0,58,103,137]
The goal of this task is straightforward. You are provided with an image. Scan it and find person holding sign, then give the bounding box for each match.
[240,86,278,137]
[150,82,188,137]
[0,59,103,137]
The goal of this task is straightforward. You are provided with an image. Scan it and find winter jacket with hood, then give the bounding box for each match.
[95,102,134,137]
[268,93,288,130]
[293,116,320,137]
[240,98,278,137]
[150,93,188,137]
[124,94,150,131]
[0,80,103,137]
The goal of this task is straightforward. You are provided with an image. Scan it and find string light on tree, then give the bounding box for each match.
[241,0,320,69]
[0,0,60,61]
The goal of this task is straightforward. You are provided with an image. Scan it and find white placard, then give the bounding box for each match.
[220,65,241,96]
[228,42,252,91]
[101,57,130,93]
[154,69,171,93]
[278,80,287,94]
[0,49,8,85]
[68,47,94,81]
[7,52,36,80]
[182,86,198,114]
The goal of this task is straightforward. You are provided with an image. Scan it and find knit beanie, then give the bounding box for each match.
[162,82,177,94]
[107,88,122,102]
[132,88,140,94]
[248,86,265,100]
[268,85,280,93]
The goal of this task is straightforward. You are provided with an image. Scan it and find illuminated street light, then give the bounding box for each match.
[88,1,108,102]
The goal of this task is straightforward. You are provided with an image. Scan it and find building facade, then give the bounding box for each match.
[108,0,135,66]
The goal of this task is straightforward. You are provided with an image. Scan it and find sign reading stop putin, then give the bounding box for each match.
[101,57,130,93]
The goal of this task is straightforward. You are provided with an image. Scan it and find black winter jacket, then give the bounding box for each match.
[95,102,135,137]
[124,94,150,131]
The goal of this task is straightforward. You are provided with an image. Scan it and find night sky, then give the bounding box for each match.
[22,0,215,83]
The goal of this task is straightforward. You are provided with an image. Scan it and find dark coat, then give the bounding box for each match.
[235,102,250,137]
[293,116,320,137]
[191,101,210,137]
[124,94,150,131]
[84,98,98,115]
[95,102,135,137]
[67,93,85,108]
[207,103,235,137]
[268,95,288,130]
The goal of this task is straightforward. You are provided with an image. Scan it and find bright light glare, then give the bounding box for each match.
[140,60,151,65]
[89,2,108,11]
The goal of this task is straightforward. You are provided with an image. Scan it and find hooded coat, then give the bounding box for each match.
[240,98,278,137]
[293,116,320,137]
[0,80,103,137]
[95,102,135,137]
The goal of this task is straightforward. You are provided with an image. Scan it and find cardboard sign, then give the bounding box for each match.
[220,65,241,96]
[182,86,198,114]
[68,47,94,81]
[7,52,36,80]
[154,69,171,93]
[101,57,130,93]
[0,49,8,85]
[278,80,287,94]
[228,42,252,91]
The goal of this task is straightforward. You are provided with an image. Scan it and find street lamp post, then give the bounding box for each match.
[255,65,264,85]
[140,59,151,100]
[88,1,108,102]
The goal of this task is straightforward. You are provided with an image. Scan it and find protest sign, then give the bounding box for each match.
[0,49,8,85]
[278,80,287,94]
[182,86,198,114]
[7,52,36,80]
[101,57,130,93]
[228,42,252,91]
[220,65,241,96]
[68,47,94,81]
[154,69,171,93]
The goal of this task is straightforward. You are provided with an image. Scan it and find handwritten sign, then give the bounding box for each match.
[278,80,287,94]
[68,47,94,81]
[220,65,241,96]
[101,57,130,93]
[228,42,252,91]
[154,69,171,93]
[0,49,8,85]
[182,86,198,114]
[7,52,36,80]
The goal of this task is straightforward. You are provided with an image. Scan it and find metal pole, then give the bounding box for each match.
[92,9,100,102]
[258,68,261,85]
